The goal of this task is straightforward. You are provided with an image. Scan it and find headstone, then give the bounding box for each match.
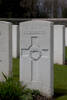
[20,20,54,97]
[12,25,19,58]
[54,25,65,64]
[0,21,12,81]
[65,28,67,46]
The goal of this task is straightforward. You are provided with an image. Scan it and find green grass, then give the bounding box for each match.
[12,58,67,100]
[54,46,67,100]
[56,96,67,100]
[54,64,67,100]
[12,58,19,81]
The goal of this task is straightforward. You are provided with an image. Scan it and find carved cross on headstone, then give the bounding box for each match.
[21,36,48,60]
[21,36,48,81]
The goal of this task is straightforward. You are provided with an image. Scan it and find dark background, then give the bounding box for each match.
[0,0,67,18]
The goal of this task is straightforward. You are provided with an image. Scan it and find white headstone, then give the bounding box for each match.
[20,20,54,97]
[54,25,65,64]
[65,28,67,46]
[0,21,12,81]
[12,25,19,58]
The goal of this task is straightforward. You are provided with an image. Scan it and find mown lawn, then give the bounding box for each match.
[54,46,67,100]
[13,58,19,81]
[13,48,67,100]
[54,64,67,100]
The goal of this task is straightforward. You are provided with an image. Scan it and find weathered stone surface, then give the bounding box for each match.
[12,25,19,58]
[20,20,54,97]
[0,21,12,81]
[54,25,65,64]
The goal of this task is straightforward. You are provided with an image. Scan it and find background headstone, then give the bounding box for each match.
[65,28,67,46]
[20,20,54,97]
[54,25,65,64]
[12,25,19,58]
[0,21,12,81]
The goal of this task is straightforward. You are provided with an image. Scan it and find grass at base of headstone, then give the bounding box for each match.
[54,64,67,100]
[12,59,67,100]
[12,58,19,81]
[12,59,53,100]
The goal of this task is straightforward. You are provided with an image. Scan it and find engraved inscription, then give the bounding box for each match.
[24,32,46,35]
[42,49,48,51]
[30,50,41,61]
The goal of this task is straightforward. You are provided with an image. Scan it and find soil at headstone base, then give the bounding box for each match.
[33,95,53,100]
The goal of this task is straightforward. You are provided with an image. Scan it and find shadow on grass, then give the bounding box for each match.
[65,59,67,65]
[54,88,67,99]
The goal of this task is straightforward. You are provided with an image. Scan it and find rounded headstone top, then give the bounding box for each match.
[19,20,53,33]
[20,19,52,23]
[0,21,11,24]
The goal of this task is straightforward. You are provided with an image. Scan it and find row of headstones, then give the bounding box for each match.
[0,20,66,98]
[12,22,66,65]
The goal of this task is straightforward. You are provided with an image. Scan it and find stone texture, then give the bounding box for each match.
[20,20,54,97]
[0,21,12,81]
[12,25,19,58]
[54,25,65,64]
